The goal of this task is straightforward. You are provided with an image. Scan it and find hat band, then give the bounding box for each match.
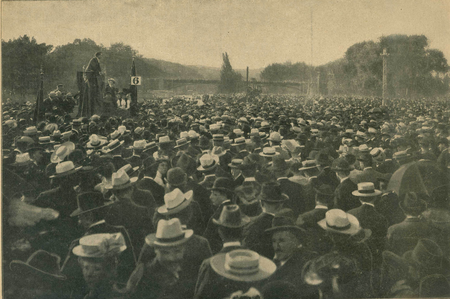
[326,221,351,231]
[225,263,259,275]
[156,232,185,243]
[167,198,187,210]
[202,160,216,169]
[358,189,376,194]
[263,151,276,156]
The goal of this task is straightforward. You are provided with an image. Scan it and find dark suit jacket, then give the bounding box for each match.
[199,175,216,190]
[267,248,318,299]
[386,217,443,256]
[194,244,255,299]
[203,201,233,254]
[137,177,165,206]
[86,56,101,77]
[334,178,361,211]
[124,155,142,168]
[296,207,332,255]
[131,188,157,212]
[376,159,398,174]
[186,180,214,223]
[354,167,391,189]
[316,167,340,190]
[242,212,275,258]
[277,178,305,217]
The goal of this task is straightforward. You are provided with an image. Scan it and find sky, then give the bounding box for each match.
[2,0,450,70]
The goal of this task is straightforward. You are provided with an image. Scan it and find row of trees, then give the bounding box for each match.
[259,34,449,97]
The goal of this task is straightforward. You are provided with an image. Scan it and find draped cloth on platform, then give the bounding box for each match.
[83,56,104,117]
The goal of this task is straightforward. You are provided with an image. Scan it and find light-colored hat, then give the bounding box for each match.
[250,128,260,137]
[145,218,193,247]
[232,137,246,146]
[11,153,33,167]
[368,127,377,134]
[50,142,75,163]
[228,158,244,169]
[104,169,138,190]
[197,154,219,171]
[180,131,189,139]
[188,130,199,139]
[118,164,139,176]
[23,126,40,136]
[158,136,171,144]
[73,233,126,258]
[210,124,221,131]
[158,188,194,215]
[211,146,226,157]
[118,125,127,134]
[174,138,190,149]
[210,249,276,282]
[39,136,54,145]
[133,140,147,150]
[101,139,124,154]
[86,134,108,149]
[261,121,270,128]
[110,130,121,140]
[268,132,283,142]
[352,182,382,197]
[317,209,362,235]
[259,147,280,157]
[50,161,82,178]
[233,128,244,136]
[358,144,372,153]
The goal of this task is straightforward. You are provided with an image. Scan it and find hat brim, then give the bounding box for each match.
[174,141,190,149]
[10,260,67,280]
[145,229,193,247]
[265,225,306,237]
[157,191,194,215]
[259,152,280,157]
[86,139,108,149]
[102,140,125,153]
[49,166,82,179]
[210,253,276,282]
[72,245,127,258]
[213,214,251,228]
[104,176,139,190]
[259,193,289,203]
[352,189,382,197]
[70,201,114,217]
[317,213,361,235]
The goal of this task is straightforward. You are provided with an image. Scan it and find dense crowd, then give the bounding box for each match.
[2,93,450,299]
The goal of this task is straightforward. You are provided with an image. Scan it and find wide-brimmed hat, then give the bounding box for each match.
[158,136,172,144]
[23,126,41,136]
[233,128,244,136]
[11,152,34,167]
[317,209,362,235]
[70,191,113,217]
[118,164,139,177]
[86,134,108,149]
[211,146,226,157]
[49,161,82,178]
[210,177,235,194]
[258,182,289,203]
[268,132,283,142]
[259,147,280,157]
[101,139,124,154]
[132,140,147,150]
[73,233,127,258]
[174,138,190,149]
[50,142,75,163]
[104,169,138,190]
[265,216,306,239]
[228,158,244,169]
[399,192,427,214]
[352,182,382,197]
[331,158,353,172]
[146,218,193,247]
[39,136,54,145]
[198,154,219,172]
[232,137,246,146]
[213,204,250,228]
[393,150,411,160]
[299,160,318,171]
[403,239,449,271]
[10,250,66,280]
[211,249,276,282]
[158,188,194,215]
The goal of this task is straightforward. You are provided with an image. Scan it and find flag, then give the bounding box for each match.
[33,68,44,124]
[130,58,137,116]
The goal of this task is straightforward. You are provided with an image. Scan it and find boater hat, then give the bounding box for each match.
[157,188,194,215]
[317,209,362,235]
[11,153,34,167]
[197,154,219,172]
[352,182,382,197]
[73,233,126,258]
[210,249,276,282]
[145,218,193,247]
[259,147,280,157]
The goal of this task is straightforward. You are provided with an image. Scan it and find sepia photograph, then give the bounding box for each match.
[2,0,450,298]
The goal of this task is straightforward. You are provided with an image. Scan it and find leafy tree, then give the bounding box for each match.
[218,52,242,93]
[2,35,52,97]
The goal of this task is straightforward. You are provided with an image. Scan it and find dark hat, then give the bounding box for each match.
[357,153,372,162]
[315,152,331,166]
[198,135,211,149]
[265,216,305,239]
[258,182,289,203]
[166,167,187,187]
[399,192,427,215]
[210,177,235,194]
[10,250,66,280]
[314,184,335,197]
[331,158,353,172]
[419,274,450,298]
[403,239,448,271]
[382,250,409,275]
[213,204,250,228]
[269,156,289,172]
[70,192,113,217]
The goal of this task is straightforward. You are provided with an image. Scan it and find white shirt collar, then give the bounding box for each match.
[315,205,328,209]
[277,177,288,181]
[88,219,105,230]
[362,202,375,207]
[340,177,349,183]
[363,167,373,170]
[205,174,215,178]
[223,241,241,248]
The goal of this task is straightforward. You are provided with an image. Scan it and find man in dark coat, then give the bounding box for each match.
[271,156,305,217]
[84,51,103,116]
[315,152,340,190]
[354,153,391,189]
[243,182,288,258]
[386,192,442,256]
[332,158,360,211]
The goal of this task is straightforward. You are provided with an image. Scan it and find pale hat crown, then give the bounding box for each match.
[225,250,260,276]
[262,147,277,155]
[268,132,282,142]
[155,218,185,240]
[111,169,132,187]
[133,140,146,149]
[164,188,188,210]
[16,153,32,163]
[118,125,127,134]
[234,137,245,144]
[73,233,126,257]
[325,209,353,229]
[200,154,216,168]
[159,136,171,143]
[89,134,100,145]
[55,161,76,174]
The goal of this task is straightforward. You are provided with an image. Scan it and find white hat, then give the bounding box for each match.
[105,169,138,190]
[317,209,362,235]
[259,147,280,157]
[50,161,82,178]
[133,140,147,150]
[73,233,126,257]
[197,154,219,171]
[158,136,171,144]
[232,137,246,146]
[352,182,382,197]
[145,218,193,247]
[268,132,283,142]
[50,142,75,163]
[233,128,244,136]
[87,134,108,149]
[158,189,193,215]
[11,153,33,167]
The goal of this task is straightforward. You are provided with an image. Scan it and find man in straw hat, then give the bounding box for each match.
[243,182,289,259]
[127,218,200,299]
[194,204,250,299]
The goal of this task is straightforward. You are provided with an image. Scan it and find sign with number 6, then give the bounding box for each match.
[131,76,141,85]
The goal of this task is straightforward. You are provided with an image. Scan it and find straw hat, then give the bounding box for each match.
[49,161,82,179]
[259,147,280,157]
[11,153,34,167]
[352,182,382,197]
[145,218,193,247]
[213,204,250,228]
[210,249,276,282]
[50,142,75,163]
[197,154,219,172]
[73,233,127,258]
[104,169,138,190]
[317,209,362,235]
[86,134,108,149]
[157,188,194,215]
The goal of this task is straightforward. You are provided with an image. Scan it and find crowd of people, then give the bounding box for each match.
[2,93,450,299]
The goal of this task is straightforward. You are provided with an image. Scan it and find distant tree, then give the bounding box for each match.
[2,35,52,97]
[218,52,242,93]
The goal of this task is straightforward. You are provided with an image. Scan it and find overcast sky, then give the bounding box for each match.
[2,0,450,69]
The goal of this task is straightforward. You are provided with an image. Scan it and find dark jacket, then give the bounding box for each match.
[137,177,165,206]
[334,178,360,211]
[242,212,275,258]
[203,201,233,254]
[277,178,305,217]
[316,167,340,190]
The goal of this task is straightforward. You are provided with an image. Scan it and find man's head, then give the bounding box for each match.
[210,178,234,206]
[154,245,185,268]
[314,184,334,207]
[78,257,116,290]
[95,51,102,58]
[267,217,304,261]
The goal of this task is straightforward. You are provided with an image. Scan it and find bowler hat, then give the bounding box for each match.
[331,158,353,172]
[213,204,250,228]
[258,182,288,203]
[265,216,306,239]
[166,167,187,187]
[403,239,449,271]
[210,177,235,194]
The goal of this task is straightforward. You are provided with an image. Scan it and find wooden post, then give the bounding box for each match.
[381,48,389,105]
[246,66,249,88]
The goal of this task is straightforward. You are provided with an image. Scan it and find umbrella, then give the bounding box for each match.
[387,160,447,200]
